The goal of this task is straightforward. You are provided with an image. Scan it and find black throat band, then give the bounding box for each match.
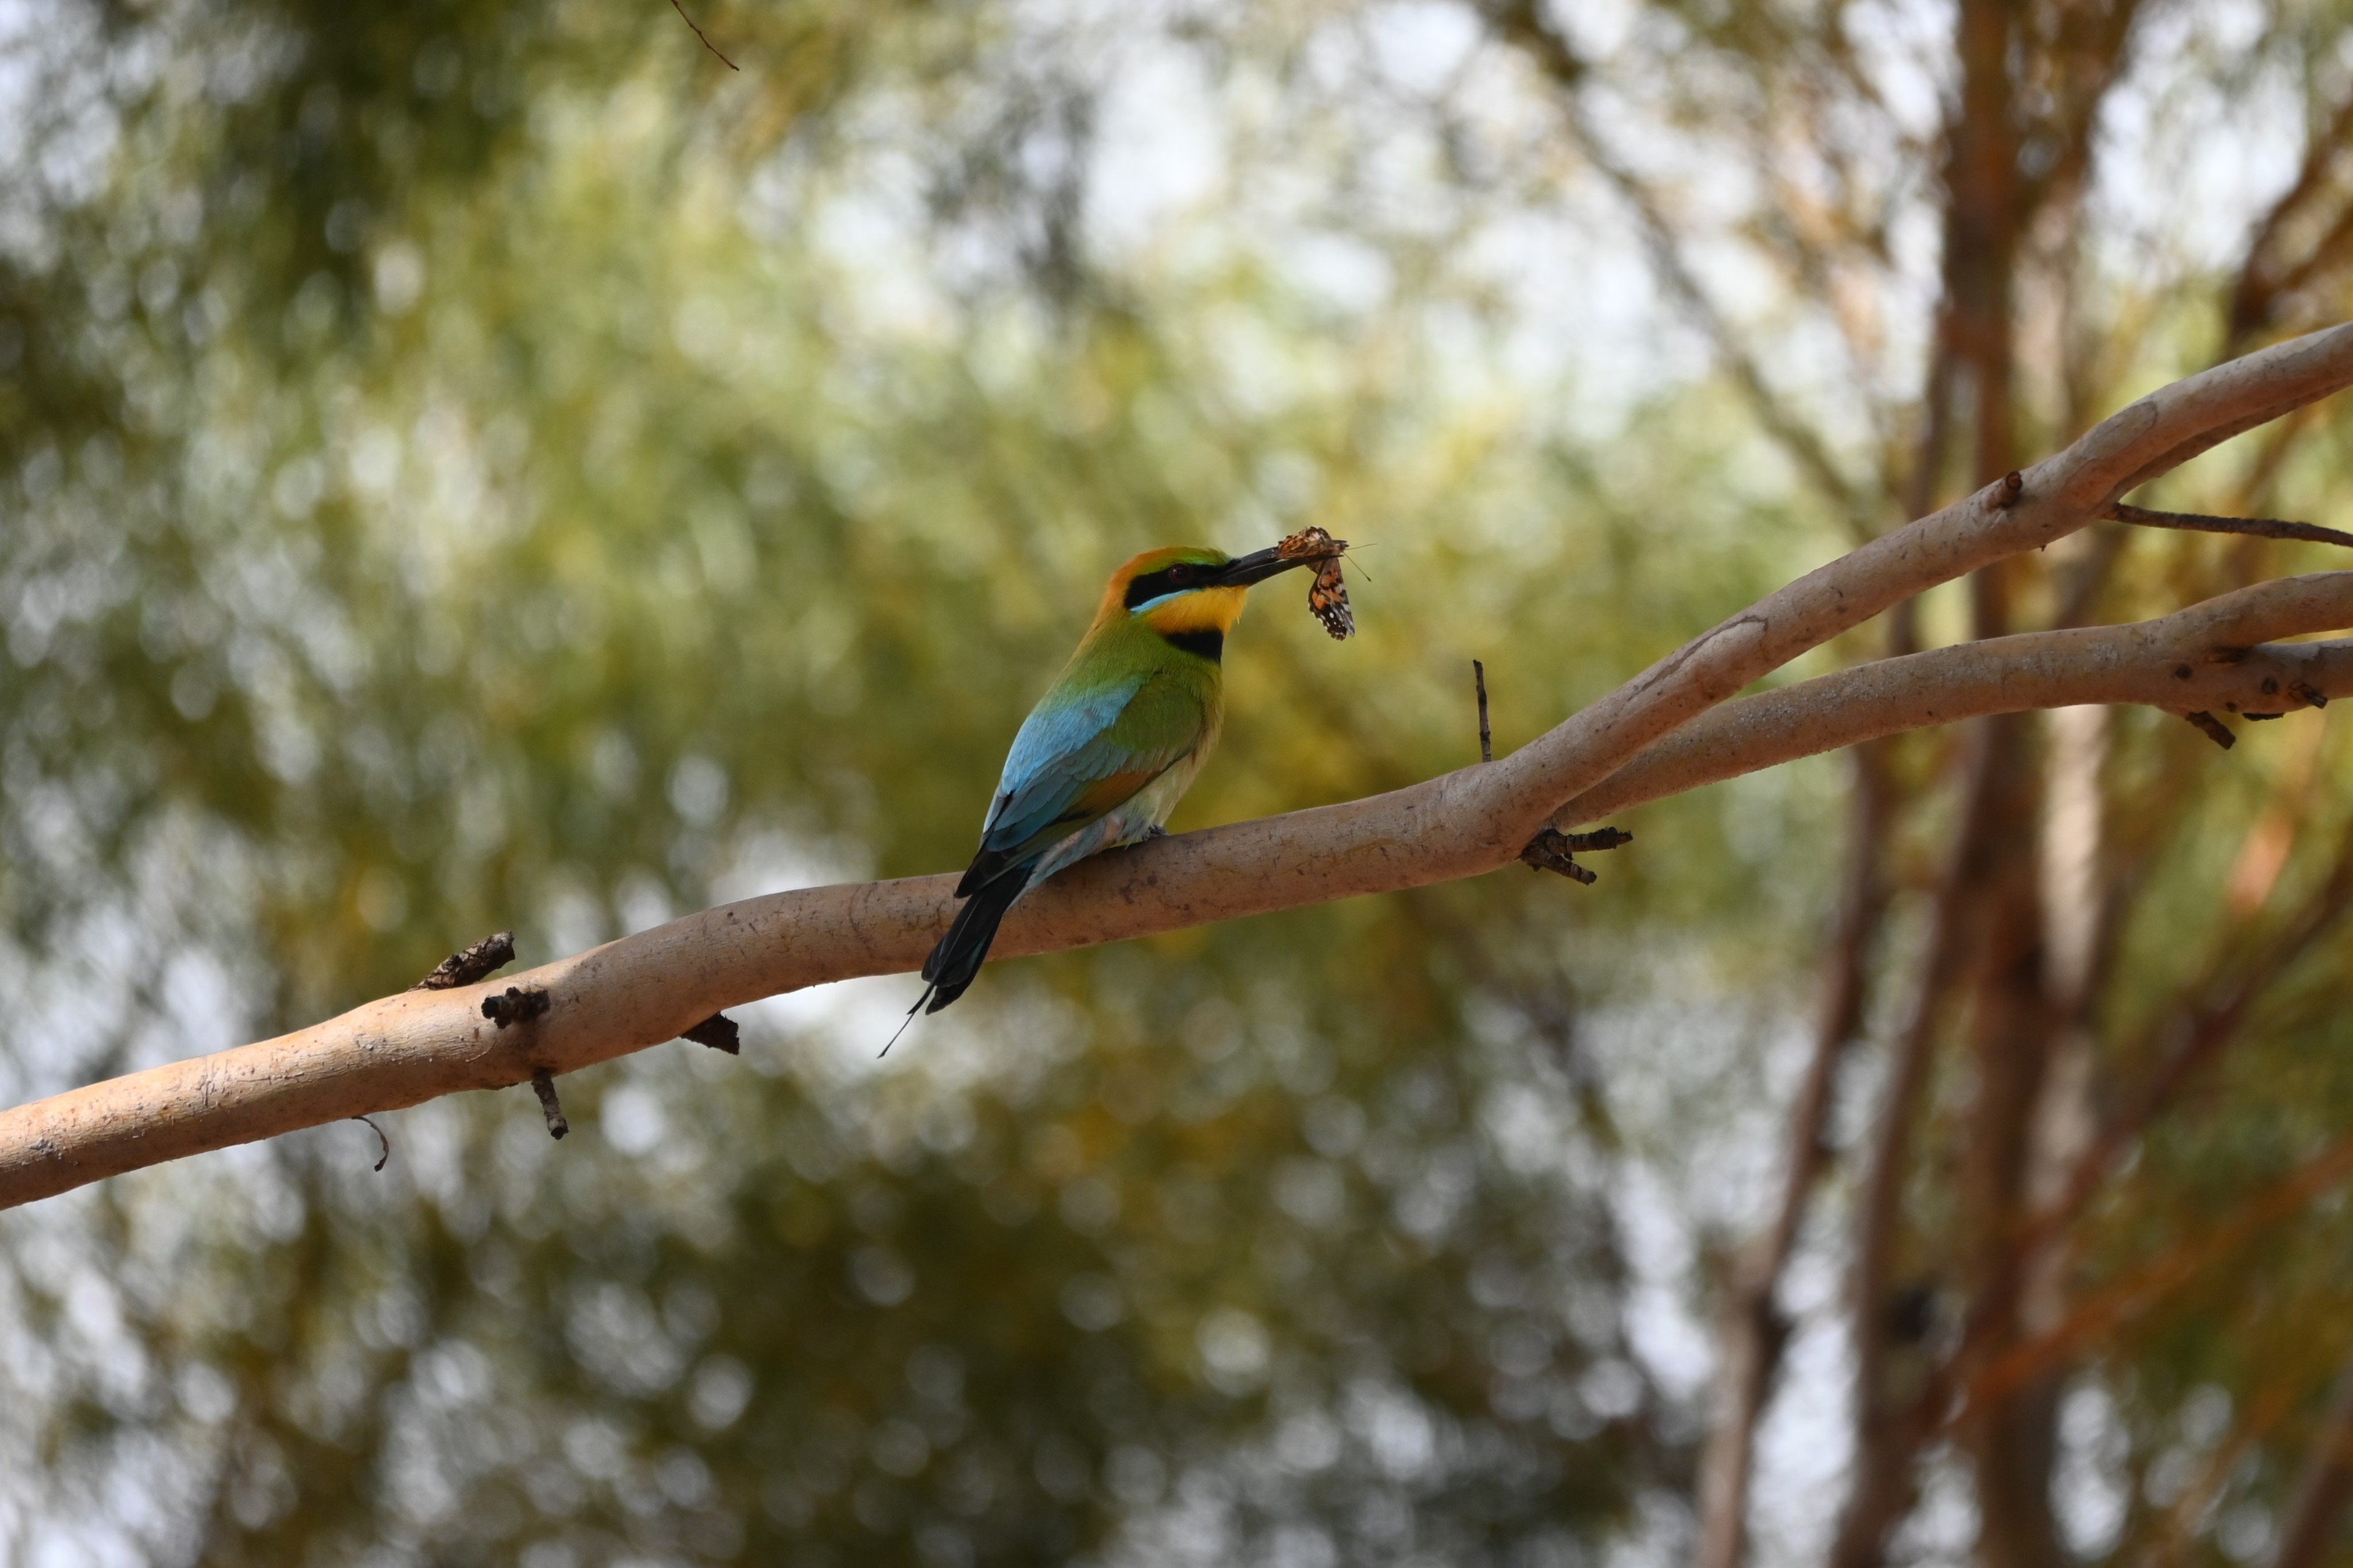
[1161,627,1223,663]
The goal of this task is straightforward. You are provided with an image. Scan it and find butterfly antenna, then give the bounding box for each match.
[882,987,932,1058]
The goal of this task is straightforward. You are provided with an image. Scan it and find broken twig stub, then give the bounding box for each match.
[2184,711,2237,749]
[411,930,516,991]
[1474,660,1493,763]
[1522,825,1632,884]
[530,1070,569,1140]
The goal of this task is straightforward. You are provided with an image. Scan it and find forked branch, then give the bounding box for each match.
[5,325,2353,1209]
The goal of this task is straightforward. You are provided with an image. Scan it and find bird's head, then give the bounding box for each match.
[1098,544,1313,640]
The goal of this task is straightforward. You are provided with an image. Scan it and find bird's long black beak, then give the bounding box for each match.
[1217,546,1313,589]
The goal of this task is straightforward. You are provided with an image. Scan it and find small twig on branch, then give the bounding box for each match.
[411,931,516,991]
[351,1115,390,1172]
[2184,711,2237,749]
[530,1070,569,1140]
[2107,501,2353,550]
[667,0,740,70]
[681,1013,740,1053]
[1474,659,1493,763]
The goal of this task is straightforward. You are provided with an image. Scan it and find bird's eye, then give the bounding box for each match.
[1168,565,1193,584]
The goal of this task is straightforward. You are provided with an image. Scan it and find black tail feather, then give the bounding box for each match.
[881,986,933,1057]
[920,862,1036,1013]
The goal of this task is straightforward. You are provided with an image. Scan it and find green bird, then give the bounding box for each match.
[912,543,1321,1017]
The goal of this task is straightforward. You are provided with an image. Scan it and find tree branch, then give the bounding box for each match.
[1831,720,2006,1568]
[2018,842,2353,1268]
[1966,1127,2353,1416]
[1492,2,1882,538]
[1557,572,2353,827]
[1696,746,1890,1568]
[2273,1345,2353,1568]
[6,326,2353,1209]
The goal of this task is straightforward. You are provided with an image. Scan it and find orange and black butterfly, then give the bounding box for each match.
[1278,526,1354,640]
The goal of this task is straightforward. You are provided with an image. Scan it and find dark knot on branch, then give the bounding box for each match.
[682,1013,740,1054]
[483,986,552,1029]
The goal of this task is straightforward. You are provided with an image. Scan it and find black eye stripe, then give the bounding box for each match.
[1124,566,1198,609]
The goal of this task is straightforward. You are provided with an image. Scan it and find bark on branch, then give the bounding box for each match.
[6,325,2353,1209]
[1557,572,2353,826]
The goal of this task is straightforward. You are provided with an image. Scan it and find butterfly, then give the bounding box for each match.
[1278,526,1354,640]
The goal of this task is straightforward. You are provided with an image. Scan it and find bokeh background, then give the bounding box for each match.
[10,1,2353,1564]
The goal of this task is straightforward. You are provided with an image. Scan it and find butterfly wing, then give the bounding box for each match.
[1308,557,1354,639]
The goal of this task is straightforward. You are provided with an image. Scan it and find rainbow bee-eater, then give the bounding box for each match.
[910,543,1319,1018]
